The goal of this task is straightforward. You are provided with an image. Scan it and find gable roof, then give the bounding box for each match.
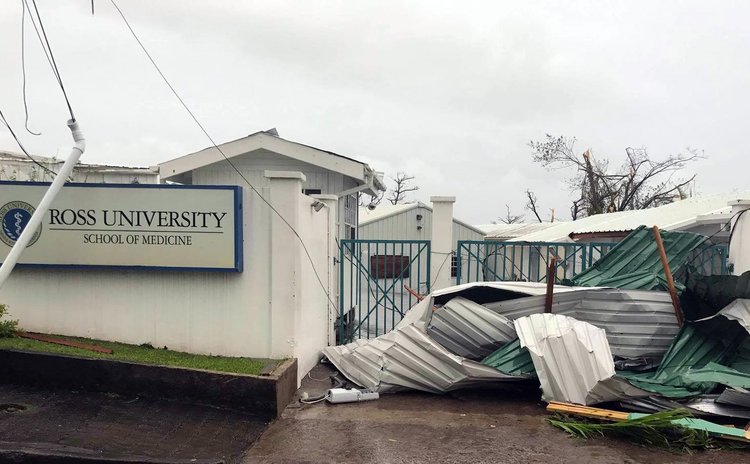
[359,202,486,235]
[159,129,385,192]
[511,191,750,242]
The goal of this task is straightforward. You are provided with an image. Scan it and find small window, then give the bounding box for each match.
[370,255,410,279]
[451,255,458,278]
[303,188,322,195]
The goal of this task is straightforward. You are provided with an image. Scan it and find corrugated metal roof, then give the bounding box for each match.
[426,297,516,359]
[322,297,526,393]
[510,192,750,242]
[483,288,679,359]
[620,300,750,398]
[478,222,562,240]
[570,226,708,290]
[514,313,649,405]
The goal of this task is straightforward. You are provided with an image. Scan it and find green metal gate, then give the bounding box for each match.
[338,239,431,344]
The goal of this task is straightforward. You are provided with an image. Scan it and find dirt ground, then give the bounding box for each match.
[0,383,269,463]
[242,365,750,464]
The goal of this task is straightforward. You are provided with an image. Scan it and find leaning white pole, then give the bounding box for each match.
[0,119,85,289]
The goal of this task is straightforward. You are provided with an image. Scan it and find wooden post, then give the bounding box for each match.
[545,257,556,313]
[652,226,684,326]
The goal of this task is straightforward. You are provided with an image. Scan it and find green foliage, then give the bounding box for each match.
[0,304,19,338]
[548,409,716,452]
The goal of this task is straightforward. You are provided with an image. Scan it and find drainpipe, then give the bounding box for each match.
[0,120,85,289]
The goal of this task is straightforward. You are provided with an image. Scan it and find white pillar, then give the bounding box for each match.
[430,196,456,291]
[311,194,339,346]
[265,171,305,359]
[728,199,750,275]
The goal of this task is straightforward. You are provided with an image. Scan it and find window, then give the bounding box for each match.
[343,194,357,239]
[451,255,458,278]
[370,255,410,279]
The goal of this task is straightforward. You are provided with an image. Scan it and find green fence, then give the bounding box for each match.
[338,239,431,343]
[456,240,728,285]
[456,241,616,284]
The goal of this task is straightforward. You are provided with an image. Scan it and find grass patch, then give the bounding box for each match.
[0,334,275,376]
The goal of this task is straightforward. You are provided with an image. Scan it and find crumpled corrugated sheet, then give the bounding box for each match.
[569,225,709,291]
[322,296,525,393]
[514,313,649,405]
[426,296,516,360]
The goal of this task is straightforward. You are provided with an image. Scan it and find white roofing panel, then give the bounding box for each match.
[358,202,422,225]
[511,191,750,241]
[480,222,562,240]
[515,313,650,405]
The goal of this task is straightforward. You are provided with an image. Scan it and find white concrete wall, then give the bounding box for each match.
[0,168,334,381]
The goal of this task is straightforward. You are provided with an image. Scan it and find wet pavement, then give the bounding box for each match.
[243,364,750,464]
[0,383,269,463]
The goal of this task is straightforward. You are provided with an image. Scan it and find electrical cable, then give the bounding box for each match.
[0,107,57,178]
[108,0,336,308]
[20,0,41,136]
[27,0,76,121]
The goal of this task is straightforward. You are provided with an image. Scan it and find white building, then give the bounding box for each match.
[359,201,485,243]
[159,129,385,240]
[0,150,159,184]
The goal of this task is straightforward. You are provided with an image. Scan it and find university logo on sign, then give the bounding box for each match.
[0,201,41,248]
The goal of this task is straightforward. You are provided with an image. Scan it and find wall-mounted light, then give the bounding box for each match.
[312,200,325,212]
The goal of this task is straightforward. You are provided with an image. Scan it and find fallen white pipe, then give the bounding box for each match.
[0,119,85,289]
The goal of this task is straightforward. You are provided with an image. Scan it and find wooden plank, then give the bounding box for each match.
[17,332,113,354]
[651,226,684,326]
[546,401,629,421]
[544,257,557,313]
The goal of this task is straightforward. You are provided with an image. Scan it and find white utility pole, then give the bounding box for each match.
[0,119,85,289]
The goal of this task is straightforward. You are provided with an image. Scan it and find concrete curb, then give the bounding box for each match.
[0,349,297,419]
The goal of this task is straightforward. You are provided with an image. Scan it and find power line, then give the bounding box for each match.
[108,0,336,308]
[0,107,58,178]
[24,0,76,121]
[20,0,41,136]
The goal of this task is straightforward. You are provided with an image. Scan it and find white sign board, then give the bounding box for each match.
[0,182,242,271]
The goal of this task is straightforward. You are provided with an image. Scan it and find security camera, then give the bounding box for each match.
[367,202,377,211]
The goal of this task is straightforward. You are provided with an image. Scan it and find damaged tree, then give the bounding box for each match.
[496,204,524,224]
[528,135,702,219]
[388,172,419,205]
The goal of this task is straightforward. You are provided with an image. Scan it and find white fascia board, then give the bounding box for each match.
[159,133,367,182]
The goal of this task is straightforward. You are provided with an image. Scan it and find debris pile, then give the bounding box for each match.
[321,227,750,447]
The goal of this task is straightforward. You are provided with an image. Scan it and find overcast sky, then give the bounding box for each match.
[0,1,748,224]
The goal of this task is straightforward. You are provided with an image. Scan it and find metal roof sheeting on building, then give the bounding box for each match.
[478,222,561,241]
[570,226,709,290]
[509,192,750,242]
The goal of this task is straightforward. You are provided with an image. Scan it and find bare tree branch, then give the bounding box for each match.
[525,190,543,223]
[388,172,419,205]
[497,204,524,224]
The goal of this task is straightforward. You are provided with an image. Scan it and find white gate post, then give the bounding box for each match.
[728,199,750,275]
[430,196,456,291]
[265,171,305,359]
[312,194,339,346]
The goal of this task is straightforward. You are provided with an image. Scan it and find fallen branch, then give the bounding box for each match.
[17,332,113,354]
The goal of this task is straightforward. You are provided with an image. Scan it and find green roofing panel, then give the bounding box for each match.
[481,338,536,377]
[570,226,709,291]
